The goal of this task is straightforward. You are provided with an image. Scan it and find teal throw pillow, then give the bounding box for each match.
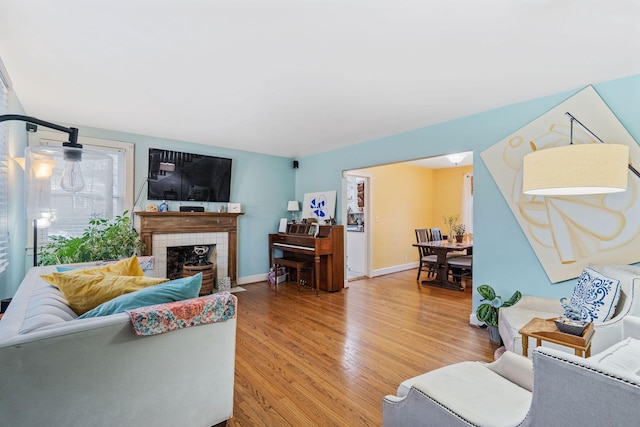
[56,266,80,272]
[78,273,203,319]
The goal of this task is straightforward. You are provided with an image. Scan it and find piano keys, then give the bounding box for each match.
[269,224,344,292]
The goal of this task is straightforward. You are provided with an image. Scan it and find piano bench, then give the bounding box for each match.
[273,257,315,292]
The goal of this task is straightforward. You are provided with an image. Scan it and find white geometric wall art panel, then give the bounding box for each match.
[481,86,640,283]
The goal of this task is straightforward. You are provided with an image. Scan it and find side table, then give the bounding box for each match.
[519,317,594,358]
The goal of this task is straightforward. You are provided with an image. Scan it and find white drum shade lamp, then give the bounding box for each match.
[522,112,638,196]
[523,144,629,195]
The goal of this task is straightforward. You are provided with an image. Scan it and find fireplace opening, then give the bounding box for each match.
[167,244,217,295]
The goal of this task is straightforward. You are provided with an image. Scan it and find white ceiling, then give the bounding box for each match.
[405,151,473,169]
[1,1,638,159]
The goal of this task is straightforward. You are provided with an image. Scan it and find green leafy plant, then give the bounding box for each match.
[452,224,466,236]
[476,284,522,327]
[38,211,145,266]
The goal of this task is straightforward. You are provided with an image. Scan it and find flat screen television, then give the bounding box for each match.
[147,148,232,202]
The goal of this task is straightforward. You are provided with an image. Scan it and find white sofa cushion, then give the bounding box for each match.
[20,285,77,334]
[588,337,640,376]
[0,266,81,339]
[410,361,531,427]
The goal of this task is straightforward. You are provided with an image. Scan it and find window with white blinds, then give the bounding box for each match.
[0,74,9,273]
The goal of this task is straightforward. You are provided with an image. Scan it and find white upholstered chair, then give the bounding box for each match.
[499,264,640,356]
[382,316,640,427]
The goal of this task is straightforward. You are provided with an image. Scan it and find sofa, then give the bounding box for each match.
[382,316,640,426]
[499,263,640,356]
[0,262,238,427]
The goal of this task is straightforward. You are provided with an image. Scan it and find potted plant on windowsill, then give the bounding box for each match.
[38,211,145,266]
[476,284,522,344]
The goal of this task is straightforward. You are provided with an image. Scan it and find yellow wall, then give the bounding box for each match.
[432,166,473,232]
[355,164,472,271]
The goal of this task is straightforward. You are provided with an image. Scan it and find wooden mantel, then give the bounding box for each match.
[135,211,244,284]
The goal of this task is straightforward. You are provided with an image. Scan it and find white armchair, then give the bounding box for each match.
[382,321,640,427]
[623,314,640,338]
[383,351,533,427]
[499,264,640,356]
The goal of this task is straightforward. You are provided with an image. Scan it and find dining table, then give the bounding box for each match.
[412,239,473,291]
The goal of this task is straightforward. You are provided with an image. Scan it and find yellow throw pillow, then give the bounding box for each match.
[41,273,168,315]
[69,255,145,277]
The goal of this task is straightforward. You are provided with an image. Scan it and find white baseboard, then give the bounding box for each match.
[469,312,483,327]
[372,262,418,277]
[238,273,269,285]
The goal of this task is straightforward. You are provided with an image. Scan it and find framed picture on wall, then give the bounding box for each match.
[301,191,337,223]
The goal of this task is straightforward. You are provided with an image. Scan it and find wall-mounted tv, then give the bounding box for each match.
[147,148,232,202]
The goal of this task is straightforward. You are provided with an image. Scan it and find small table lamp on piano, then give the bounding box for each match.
[287,200,299,223]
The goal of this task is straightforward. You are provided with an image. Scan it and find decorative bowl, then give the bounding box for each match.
[554,317,588,336]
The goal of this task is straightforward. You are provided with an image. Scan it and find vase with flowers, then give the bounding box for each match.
[442,213,460,244]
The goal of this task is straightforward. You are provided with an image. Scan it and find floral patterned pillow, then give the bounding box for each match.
[568,267,621,323]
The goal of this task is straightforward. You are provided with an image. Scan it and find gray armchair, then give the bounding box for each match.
[383,318,640,426]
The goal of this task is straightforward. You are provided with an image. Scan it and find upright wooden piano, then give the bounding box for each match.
[269,224,344,292]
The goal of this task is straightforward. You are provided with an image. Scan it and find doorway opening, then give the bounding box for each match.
[343,151,473,285]
[344,172,371,281]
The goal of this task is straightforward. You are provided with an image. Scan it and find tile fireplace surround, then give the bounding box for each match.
[155,233,224,280]
[135,212,243,285]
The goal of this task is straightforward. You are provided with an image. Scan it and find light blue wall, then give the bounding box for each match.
[73,127,296,280]
[296,74,640,307]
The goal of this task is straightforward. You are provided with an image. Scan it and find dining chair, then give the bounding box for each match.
[429,228,443,241]
[415,228,438,281]
[447,255,472,284]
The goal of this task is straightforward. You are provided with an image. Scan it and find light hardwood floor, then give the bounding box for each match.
[228,269,499,426]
